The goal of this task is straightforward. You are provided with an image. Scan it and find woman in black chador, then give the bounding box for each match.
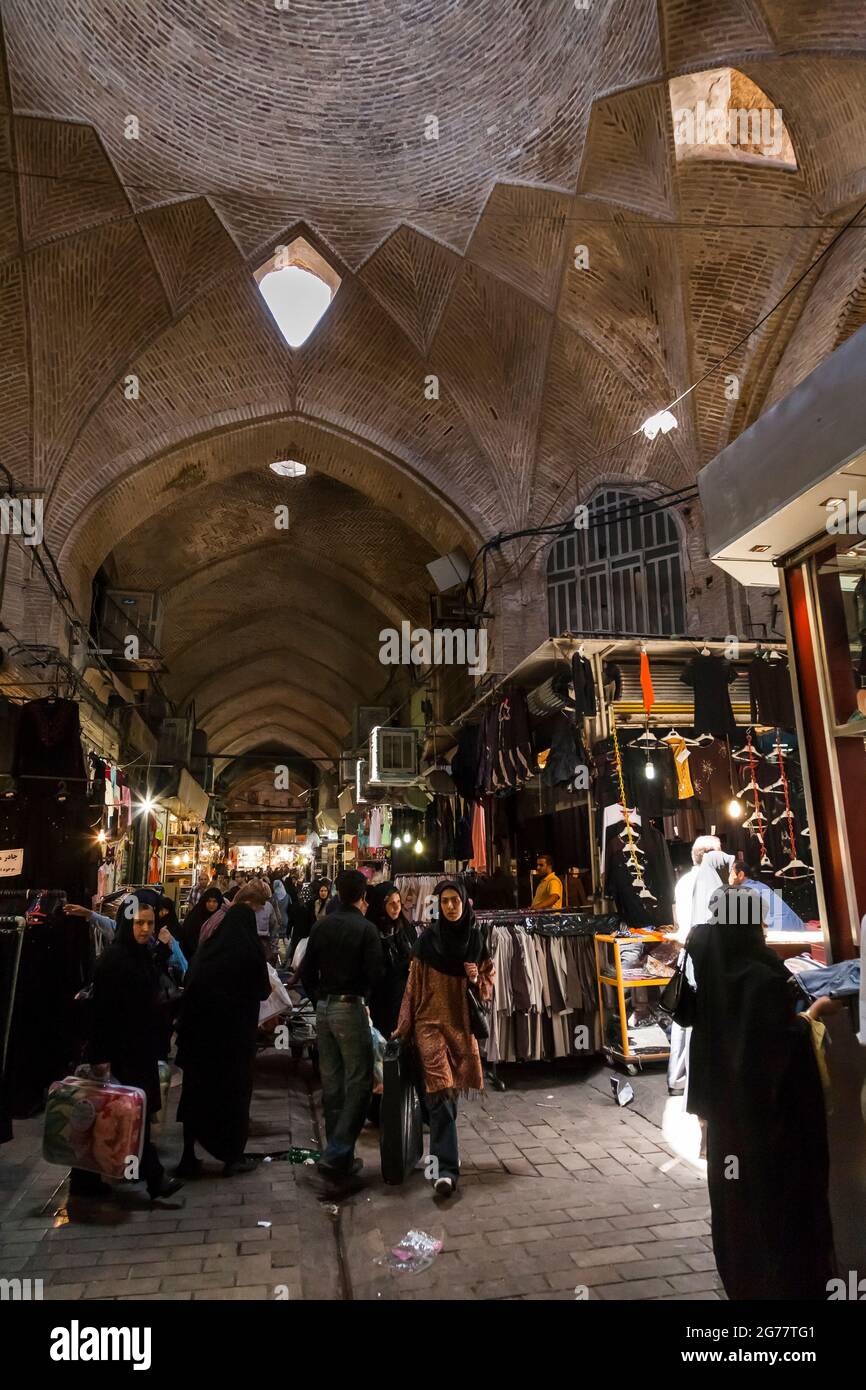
[686,885,836,1300]
[74,895,181,1201]
[175,901,270,1177]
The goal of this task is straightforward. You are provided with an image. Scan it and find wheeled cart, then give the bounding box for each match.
[594,931,673,1075]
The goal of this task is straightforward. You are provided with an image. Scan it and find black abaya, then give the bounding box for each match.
[366,883,416,1038]
[175,904,270,1164]
[687,913,835,1300]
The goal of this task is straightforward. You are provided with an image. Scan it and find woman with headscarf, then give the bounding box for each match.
[271,877,290,934]
[307,879,332,929]
[179,885,224,961]
[393,880,495,1197]
[71,894,182,1201]
[367,882,418,1040]
[174,896,271,1177]
[686,884,836,1300]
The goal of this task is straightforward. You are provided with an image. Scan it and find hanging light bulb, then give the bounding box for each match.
[96,829,107,846]
[644,762,656,780]
[727,797,743,819]
[413,838,423,855]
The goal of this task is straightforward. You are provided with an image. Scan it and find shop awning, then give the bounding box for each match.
[697,321,866,586]
[160,766,210,821]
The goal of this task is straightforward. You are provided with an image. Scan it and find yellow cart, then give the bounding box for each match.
[594,931,672,1075]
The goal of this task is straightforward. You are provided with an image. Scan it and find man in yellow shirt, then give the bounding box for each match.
[531,854,563,910]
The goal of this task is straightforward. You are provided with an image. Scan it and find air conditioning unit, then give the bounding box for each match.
[369,727,418,785]
[431,592,475,626]
[353,705,390,747]
[339,752,359,785]
[101,589,164,667]
[157,715,193,768]
[316,810,340,836]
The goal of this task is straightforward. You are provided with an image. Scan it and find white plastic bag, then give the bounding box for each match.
[259,964,292,1024]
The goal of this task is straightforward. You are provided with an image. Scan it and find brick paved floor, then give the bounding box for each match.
[0,1051,722,1301]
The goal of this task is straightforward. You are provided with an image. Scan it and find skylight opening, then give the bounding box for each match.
[669,68,796,170]
[270,459,307,478]
[254,236,341,348]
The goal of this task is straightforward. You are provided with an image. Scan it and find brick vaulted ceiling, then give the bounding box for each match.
[1,2,866,769]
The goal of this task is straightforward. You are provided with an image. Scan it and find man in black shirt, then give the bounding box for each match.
[301,869,384,1180]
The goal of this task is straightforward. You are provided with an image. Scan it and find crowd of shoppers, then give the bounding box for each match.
[57,847,841,1297]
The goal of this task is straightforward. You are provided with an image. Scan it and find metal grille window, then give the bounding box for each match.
[546,489,686,636]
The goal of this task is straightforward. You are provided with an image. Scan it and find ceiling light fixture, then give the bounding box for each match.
[641,410,678,441]
[270,459,307,478]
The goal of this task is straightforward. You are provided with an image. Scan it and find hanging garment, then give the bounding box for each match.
[605,823,674,927]
[369,807,382,850]
[680,656,738,740]
[470,802,487,873]
[599,803,642,876]
[13,697,87,787]
[749,656,796,730]
[451,724,481,801]
[570,654,596,720]
[540,714,583,788]
[476,706,499,796]
[640,650,655,715]
[454,802,473,861]
[496,692,533,790]
[690,738,734,806]
[666,737,695,799]
[622,742,677,819]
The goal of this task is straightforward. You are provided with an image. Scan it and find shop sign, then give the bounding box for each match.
[0,848,23,876]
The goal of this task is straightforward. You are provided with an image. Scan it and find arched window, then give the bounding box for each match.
[547,489,687,637]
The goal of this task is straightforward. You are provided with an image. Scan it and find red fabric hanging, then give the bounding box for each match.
[640,650,655,715]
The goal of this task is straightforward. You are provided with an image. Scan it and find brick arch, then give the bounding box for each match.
[56,414,482,620]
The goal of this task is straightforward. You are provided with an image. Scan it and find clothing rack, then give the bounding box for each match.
[480,912,602,1068]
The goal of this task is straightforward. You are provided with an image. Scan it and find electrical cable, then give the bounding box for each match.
[469,192,866,605]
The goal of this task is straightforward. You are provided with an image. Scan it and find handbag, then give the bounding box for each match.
[466,981,490,1041]
[658,946,696,1027]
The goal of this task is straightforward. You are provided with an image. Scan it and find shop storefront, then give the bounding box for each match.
[698,319,866,971]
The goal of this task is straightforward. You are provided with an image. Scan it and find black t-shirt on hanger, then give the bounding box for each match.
[681,656,737,740]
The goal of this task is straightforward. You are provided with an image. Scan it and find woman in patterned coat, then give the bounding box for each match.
[394,880,494,1198]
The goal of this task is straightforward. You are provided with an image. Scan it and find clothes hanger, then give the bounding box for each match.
[693,731,715,745]
[767,649,783,662]
[700,643,711,656]
[775,857,813,879]
[662,725,699,747]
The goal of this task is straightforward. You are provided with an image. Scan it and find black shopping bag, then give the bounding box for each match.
[379,1039,423,1185]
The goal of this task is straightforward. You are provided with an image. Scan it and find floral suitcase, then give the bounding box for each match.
[42,1075,146,1179]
